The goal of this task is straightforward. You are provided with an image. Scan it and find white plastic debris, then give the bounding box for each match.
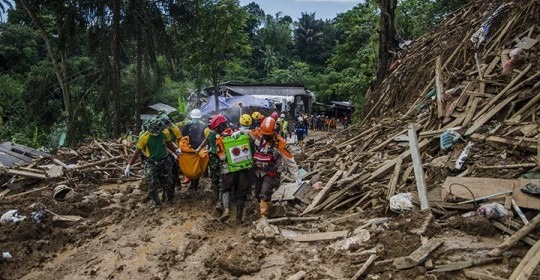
[334,229,371,250]
[389,193,414,213]
[477,203,509,220]
[0,210,26,224]
[455,142,474,170]
[2,252,12,260]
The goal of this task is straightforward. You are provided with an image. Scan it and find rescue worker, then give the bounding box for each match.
[249,117,301,219]
[125,118,180,209]
[279,113,289,139]
[181,109,207,190]
[251,112,263,129]
[295,116,307,146]
[205,114,230,208]
[159,113,182,189]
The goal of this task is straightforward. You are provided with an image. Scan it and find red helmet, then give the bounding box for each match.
[271,112,279,120]
[209,114,227,130]
[260,117,276,135]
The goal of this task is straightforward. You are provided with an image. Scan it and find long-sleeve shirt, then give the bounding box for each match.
[249,130,298,178]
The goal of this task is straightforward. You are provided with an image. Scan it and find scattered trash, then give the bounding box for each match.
[477,203,509,220]
[333,229,371,250]
[440,130,463,151]
[521,183,540,196]
[389,193,413,212]
[0,210,26,224]
[455,142,473,170]
[2,252,12,260]
[53,184,73,200]
[470,3,511,47]
[312,182,323,190]
[31,211,47,224]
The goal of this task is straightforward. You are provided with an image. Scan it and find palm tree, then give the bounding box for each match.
[296,12,323,46]
[260,45,278,76]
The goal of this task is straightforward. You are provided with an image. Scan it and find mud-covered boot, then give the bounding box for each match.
[236,201,245,224]
[149,190,161,211]
[219,192,231,221]
[259,200,270,219]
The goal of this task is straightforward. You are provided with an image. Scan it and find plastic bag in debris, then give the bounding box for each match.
[2,252,12,260]
[389,193,414,213]
[31,211,47,224]
[477,203,509,220]
[0,210,26,224]
[470,3,511,47]
[440,130,463,151]
[455,142,474,170]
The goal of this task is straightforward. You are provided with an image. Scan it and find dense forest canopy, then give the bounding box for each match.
[0,0,467,147]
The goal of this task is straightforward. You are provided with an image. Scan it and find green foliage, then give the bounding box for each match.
[0,0,473,146]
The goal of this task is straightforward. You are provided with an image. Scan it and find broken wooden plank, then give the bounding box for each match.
[287,230,349,242]
[508,237,540,280]
[463,269,507,280]
[4,186,49,199]
[477,163,537,169]
[429,258,500,273]
[329,212,363,225]
[74,156,124,170]
[418,126,462,138]
[267,216,320,224]
[7,169,48,179]
[471,134,539,152]
[393,238,443,269]
[286,271,307,280]
[345,162,360,177]
[367,138,431,182]
[386,157,402,200]
[435,56,445,119]
[441,177,540,210]
[472,64,532,121]
[466,92,520,136]
[350,254,377,280]
[491,222,536,246]
[313,173,369,212]
[302,170,343,215]
[408,125,429,211]
[512,199,529,225]
[488,213,540,257]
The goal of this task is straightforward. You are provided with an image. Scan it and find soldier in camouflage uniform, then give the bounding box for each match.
[125,118,181,209]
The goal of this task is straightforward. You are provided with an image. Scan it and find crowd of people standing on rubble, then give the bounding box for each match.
[124,109,305,224]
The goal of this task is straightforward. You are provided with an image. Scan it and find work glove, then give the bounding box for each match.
[124,164,131,178]
[296,179,303,187]
[231,131,242,139]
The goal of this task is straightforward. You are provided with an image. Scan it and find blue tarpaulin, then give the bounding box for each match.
[200,95,270,115]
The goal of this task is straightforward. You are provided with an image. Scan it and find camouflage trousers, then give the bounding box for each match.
[209,153,222,204]
[144,156,173,205]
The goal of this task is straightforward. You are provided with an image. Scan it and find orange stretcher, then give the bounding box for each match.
[178,136,209,180]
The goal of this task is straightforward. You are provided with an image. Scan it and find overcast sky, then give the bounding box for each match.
[0,0,360,23]
[239,0,360,21]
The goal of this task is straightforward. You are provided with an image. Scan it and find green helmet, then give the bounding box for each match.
[147,118,163,135]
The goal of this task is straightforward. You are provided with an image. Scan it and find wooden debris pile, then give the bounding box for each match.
[0,140,137,199]
[289,0,540,276]
[296,0,540,215]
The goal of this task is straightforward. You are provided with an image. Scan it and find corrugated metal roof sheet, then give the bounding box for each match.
[225,85,307,97]
[147,103,177,114]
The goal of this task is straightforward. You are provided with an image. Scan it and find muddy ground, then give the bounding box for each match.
[1,132,539,279]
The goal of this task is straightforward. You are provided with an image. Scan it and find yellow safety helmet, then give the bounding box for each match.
[251,111,262,121]
[240,114,252,126]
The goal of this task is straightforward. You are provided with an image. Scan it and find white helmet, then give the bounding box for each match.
[280,113,285,118]
[190,109,202,119]
[297,117,303,122]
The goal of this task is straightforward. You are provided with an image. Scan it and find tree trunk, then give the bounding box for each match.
[375,0,398,86]
[112,0,122,138]
[135,11,143,134]
[18,0,74,146]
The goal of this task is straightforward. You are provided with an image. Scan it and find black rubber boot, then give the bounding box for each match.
[236,200,244,224]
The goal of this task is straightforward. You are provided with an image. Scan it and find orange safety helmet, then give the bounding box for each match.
[260,117,276,135]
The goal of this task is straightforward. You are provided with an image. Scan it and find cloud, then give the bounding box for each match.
[296,0,359,2]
